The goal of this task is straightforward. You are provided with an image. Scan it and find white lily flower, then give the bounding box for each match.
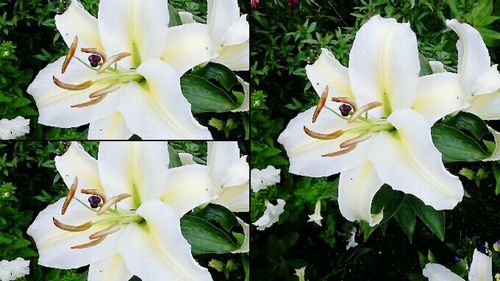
[307,200,323,226]
[251,165,281,192]
[278,15,464,226]
[294,266,307,281]
[253,199,286,231]
[423,248,493,281]
[27,0,213,139]
[0,116,29,140]
[27,142,214,281]
[0,257,30,281]
[346,228,358,250]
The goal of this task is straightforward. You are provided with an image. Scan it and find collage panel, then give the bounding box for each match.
[250,1,500,280]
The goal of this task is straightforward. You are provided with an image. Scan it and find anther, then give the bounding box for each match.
[97,193,132,215]
[303,126,343,140]
[339,134,372,148]
[89,84,121,99]
[89,224,121,240]
[88,54,102,67]
[81,48,107,62]
[81,189,107,204]
[62,36,78,74]
[348,101,382,124]
[88,196,101,208]
[70,94,107,108]
[331,97,358,112]
[70,236,107,249]
[53,76,93,91]
[61,177,78,215]
[53,217,92,232]
[339,104,352,116]
[98,52,131,74]
[321,144,357,157]
[312,86,328,123]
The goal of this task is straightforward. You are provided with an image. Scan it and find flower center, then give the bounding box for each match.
[53,177,143,249]
[304,86,394,157]
[53,35,143,109]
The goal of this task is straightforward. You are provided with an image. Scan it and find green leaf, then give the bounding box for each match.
[181,215,238,255]
[394,198,417,242]
[419,53,433,76]
[431,124,490,162]
[192,204,239,233]
[445,112,489,140]
[193,63,239,91]
[168,4,182,27]
[168,145,182,168]
[450,259,468,277]
[371,185,406,223]
[492,161,500,195]
[410,196,445,241]
[180,74,239,113]
[359,221,378,242]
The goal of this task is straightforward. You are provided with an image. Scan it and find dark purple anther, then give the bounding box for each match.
[88,195,101,208]
[477,244,488,255]
[339,104,352,116]
[288,0,299,8]
[88,54,102,67]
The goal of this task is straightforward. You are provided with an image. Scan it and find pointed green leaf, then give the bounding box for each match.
[168,4,182,27]
[181,215,238,255]
[192,203,239,233]
[445,112,489,140]
[181,74,239,113]
[167,145,182,168]
[410,196,445,241]
[419,53,433,76]
[394,198,417,242]
[432,124,490,162]
[193,63,239,91]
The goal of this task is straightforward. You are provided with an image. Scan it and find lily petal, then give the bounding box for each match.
[231,217,249,253]
[27,57,120,128]
[483,126,500,161]
[178,12,195,24]
[207,142,244,186]
[429,61,447,73]
[338,161,384,226]
[213,41,249,71]
[470,65,500,96]
[88,112,132,140]
[349,15,419,117]
[98,142,169,209]
[162,164,215,216]
[467,92,500,120]
[306,48,352,100]
[207,0,240,41]
[412,72,466,124]
[232,76,250,112]
[469,249,493,281]
[422,263,465,281]
[220,15,249,46]
[88,253,132,281]
[119,200,212,281]
[162,23,216,75]
[212,183,249,212]
[446,19,491,93]
[369,109,464,210]
[278,107,371,177]
[118,59,212,139]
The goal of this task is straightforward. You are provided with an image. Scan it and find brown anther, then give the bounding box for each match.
[312,86,329,123]
[70,94,107,108]
[61,177,78,215]
[89,224,121,240]
[98,52,131,74]
[80,189,107,204]
[331,97,358,112]
[303,126,343,140]
[97,193,132,215]
[81,48,108,62]
[340,134,372,149]
[62,36,78,74]
[53,76,93,91]
[348,101,383,124]
[321,144,357,157]
[70,236,107,249]
[89,84,120,99]
[53,217,92,232]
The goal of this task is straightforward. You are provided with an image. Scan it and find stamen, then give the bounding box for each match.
[53,217,92,232]
[331,97,358,112]
[348,101,382,124]
[88,54,102,67]
[61,177,78,215]
[321,144,357,157]
[312,86,328,123]
[62,36,78,74]
[53,76,93,91]
[81,189,107,204]
[89,84,121,99]
[340,134,372,148]
[70,236,107,249]
[98,52,131,74]
[97,193,132,215]
[70,94,107,108]
[81,48,108,62]
[339,104,352,116]
[303,126,343,140]
[89,224,121,240]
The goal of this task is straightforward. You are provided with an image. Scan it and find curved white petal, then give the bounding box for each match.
[212,183,249,212]
[213,41,249,71]
[429,61,447,73]
[469,249,493,281]
[306,48,352,99]
[253,199,286,231]
[88,112,132,140]
[88,253,132,281]
[422,263,465,281]
[349,15,419,117]
[412,72,466,124]
[162,164,215,216]
[467,92,500,120]
[98,142,169,209]
[220,15,249,46]
[55,0,103,51]
[446,19,491,93]
[338,162,384,226]
[471,65,500,96]
[278,107,371,177]
[179,12,195,24]
[232,76,249,112]
[162,23,217,75]
[207,142,247,188]
[207,0,240,41]
[98,0,169,67]
[118,59,212,139]
[27,57,120,128]
[119,200,212,281]
[369,109,464,210]
[484,127,500,161]
[27,198,118,269]
[231,217,249,253]
[178,152,195,165]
